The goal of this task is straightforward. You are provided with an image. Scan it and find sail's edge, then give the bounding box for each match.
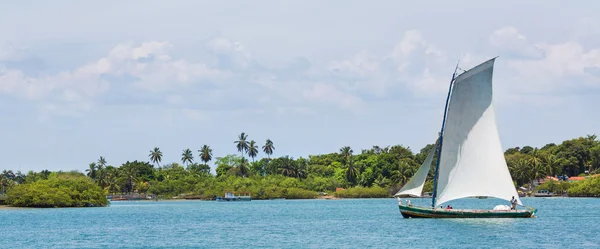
[394,141,437,197]
[454,58,496,83]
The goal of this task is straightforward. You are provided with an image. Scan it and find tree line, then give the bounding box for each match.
[2,133,600,199]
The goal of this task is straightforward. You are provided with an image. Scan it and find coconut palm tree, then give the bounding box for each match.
[248,140,259,162]
[528,148,544,182]
[86,163,97,179]
[123,166,137,193]
[374,175,389,187]
[181,149,194,166]
[543,154,559,177]
[345,162,359,186]
[199,145,213,165]
[235,132,249,158]
[339,146,353,166]
[238,157,249,177]
[149,147,163,167]
[262,139,275,159]
[97,156,107,169]
[96,169,107,189]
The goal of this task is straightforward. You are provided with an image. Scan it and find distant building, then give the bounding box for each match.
[568,176,585,182]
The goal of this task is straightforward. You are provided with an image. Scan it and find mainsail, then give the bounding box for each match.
[394,142,436,197]
[433,58,522,206]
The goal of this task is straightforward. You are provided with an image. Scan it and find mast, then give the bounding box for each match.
[431,61,460,208]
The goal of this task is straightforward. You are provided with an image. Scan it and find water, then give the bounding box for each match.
[1,197,599,248]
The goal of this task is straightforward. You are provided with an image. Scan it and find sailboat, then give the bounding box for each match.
[396,58,537,218]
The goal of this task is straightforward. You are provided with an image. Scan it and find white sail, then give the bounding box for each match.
[434,58,522,206]
[394,142,436,197]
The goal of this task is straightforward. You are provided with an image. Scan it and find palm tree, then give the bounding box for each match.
[96,157,106,185]
[248,140,259,162]
[339,146,357,185]
[96,169,107,189]
[374,175,389,187]
[238,158,249,177]
[345,162,359,185]
[149,147,163,167]
[106,176,120,195]
[199,145,213,164]
[97,156,107,170]
[262,139,275,159]
[86,163,97,179]
[123,166,137,193]
[135,179,148,195]
[181,149,194,166]
[528,149,544,182]
[543,154,559,177]
[235,132,249,158]
[339,146,353,166]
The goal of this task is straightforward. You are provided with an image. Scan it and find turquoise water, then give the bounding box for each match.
[1,197,599,248]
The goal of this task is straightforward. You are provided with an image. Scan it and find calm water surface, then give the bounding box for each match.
[1,197,599,248]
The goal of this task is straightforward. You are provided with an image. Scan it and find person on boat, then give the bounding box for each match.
[397,198,403,206]
[510,196,517,210]
[407,200,412,206]
[446,205,451,210]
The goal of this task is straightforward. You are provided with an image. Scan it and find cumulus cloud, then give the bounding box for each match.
[506,41,600,92]
[328,51,380,78]
[0,41,224,116]
[102,41,224,92]
[326,30,450,96]
[4,28,600,120]
[207,37,252,71]
[489,26,545,59]
[302,83,365,112]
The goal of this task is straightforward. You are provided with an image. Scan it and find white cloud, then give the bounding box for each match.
[507,41,600,92]
[0,41,224,116]
[489,26,545,59]
[0,43,32,61]
[328,51,380,78]
[327,30,450,96]
[102,41,224,92]
[251,74,365,114]
[302,83,365,112]
[207,37,251,70]
[0,64,109,106]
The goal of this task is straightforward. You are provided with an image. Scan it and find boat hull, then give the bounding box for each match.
[216,197,251,202]
[399,205,535,218]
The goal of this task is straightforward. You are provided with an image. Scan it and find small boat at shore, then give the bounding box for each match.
[533,190,554,197]
[216,191,251,202]
[396,58,536,218]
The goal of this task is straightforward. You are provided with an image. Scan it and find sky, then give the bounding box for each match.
[1,1,600,173]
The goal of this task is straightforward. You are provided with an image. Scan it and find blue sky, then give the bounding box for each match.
[1,1,600,172]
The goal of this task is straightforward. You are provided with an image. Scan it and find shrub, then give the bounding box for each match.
[334,186,389,198]
[6,176,108,208]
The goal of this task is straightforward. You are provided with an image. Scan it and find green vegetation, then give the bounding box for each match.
[1,133,600,204]
[5,172,108,208]
[568,177,600,197]
[334,187,389,198]
[535,180,571,196]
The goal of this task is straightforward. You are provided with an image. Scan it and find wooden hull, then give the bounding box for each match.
[399,205,536,218]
